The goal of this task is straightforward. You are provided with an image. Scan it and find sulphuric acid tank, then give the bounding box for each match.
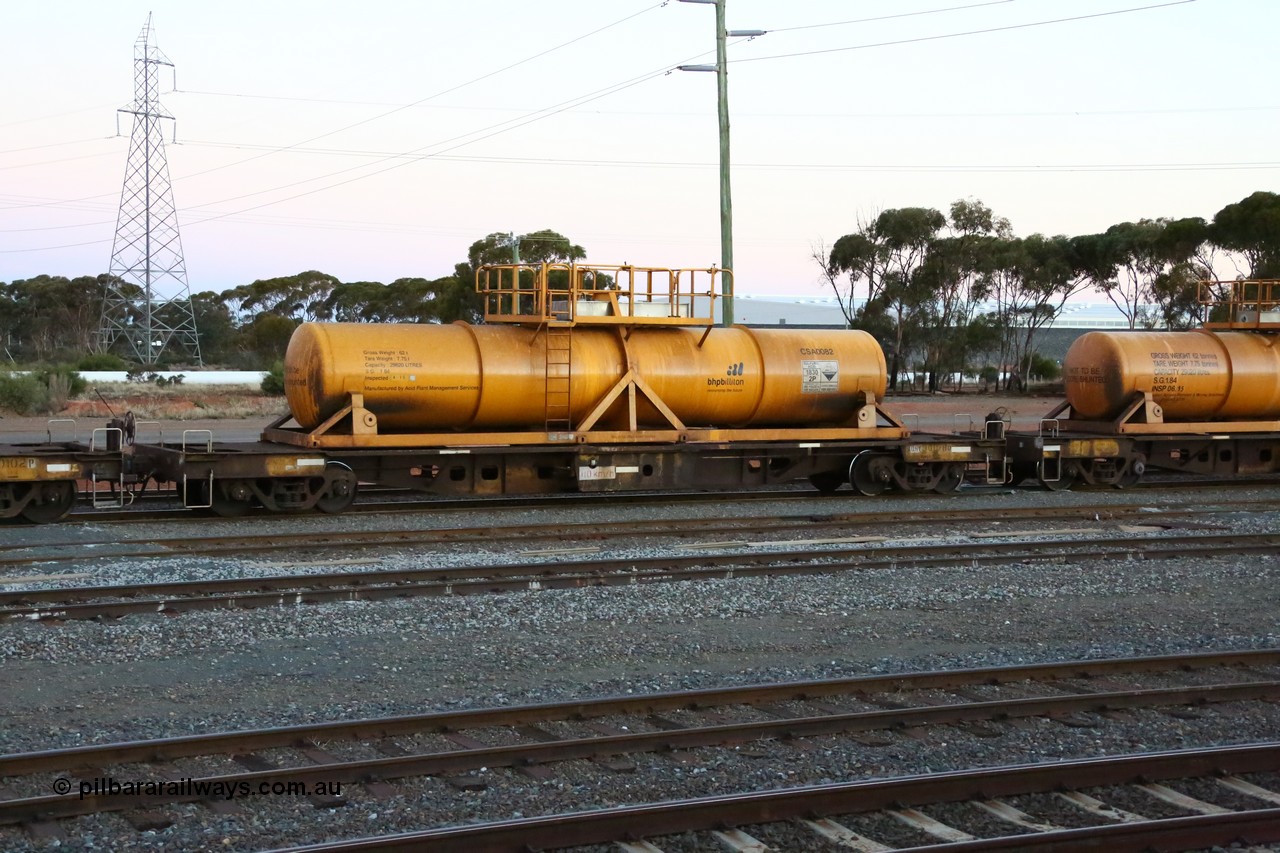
[284,322,887,432]
[1063,329,1280,421]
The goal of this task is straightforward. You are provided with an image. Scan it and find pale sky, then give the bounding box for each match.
[1,0,1275,299]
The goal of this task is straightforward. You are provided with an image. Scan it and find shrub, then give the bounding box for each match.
[1027,353,1062,382]
[0,372,48,415]
[45,373,73,412]
[77,353,130,371]
[32,365,87,398]
[125,369,184,387]
[261,361,286,396]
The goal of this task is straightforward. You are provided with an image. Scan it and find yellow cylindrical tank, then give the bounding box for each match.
[1063,329,1280,420]
[284,322,887,432]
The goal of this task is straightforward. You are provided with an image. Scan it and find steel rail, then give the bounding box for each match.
[52,472,1280,525]
[2,680,1278,825]
[5,496,1276,569]
[4,531,1278,622]
[4,648,1273,778]
[248,743,1280,851]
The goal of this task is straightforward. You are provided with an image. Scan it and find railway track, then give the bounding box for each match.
[2,495,1276,571]
[4,530,1278,622]
[274,742,1280,852]
[2,650,1277,842]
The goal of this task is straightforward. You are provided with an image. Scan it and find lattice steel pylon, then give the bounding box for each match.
[97,14,202,366]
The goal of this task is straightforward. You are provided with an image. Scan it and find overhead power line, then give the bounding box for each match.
[0,2,667,217]
[163,0,1021,109]
[0,0,1211,253]
[163,2,669,186]
[766,0,1020,33]
[734,0,1198,64]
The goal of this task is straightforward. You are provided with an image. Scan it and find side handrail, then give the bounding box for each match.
[45,418,77,443]
[475,262,723,325]
[181,429,214,453]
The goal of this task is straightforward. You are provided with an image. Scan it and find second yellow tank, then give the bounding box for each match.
[1063,329,1280,421]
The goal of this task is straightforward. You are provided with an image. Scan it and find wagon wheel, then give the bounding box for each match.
[1115,455,1146,489]
[182,478,254,518]
[211,480,255,517]
[19,481,76,524]
[932,463,965,495]
[808,470,845,495]
[1038,460,1077,492]
[1007,461,1036,486]
[316,463,358,514]
[849,452,892,497]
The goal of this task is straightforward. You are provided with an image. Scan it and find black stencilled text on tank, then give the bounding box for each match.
[360,348,431,393]
[1149,349,1219,396]
[1067,365,1105,385]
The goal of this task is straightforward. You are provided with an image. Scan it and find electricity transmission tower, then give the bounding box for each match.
[97,14,202,366]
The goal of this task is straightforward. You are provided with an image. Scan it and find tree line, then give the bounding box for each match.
[0,229,583,370]
[816,190,1280,392]
[2,192,1278,395]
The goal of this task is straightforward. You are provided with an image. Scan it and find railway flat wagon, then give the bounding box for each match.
[1007,280,1280,489]
[244,263,1006,513]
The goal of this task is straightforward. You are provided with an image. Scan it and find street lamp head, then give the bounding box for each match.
[677,64,717,72]
[727,30,767,37]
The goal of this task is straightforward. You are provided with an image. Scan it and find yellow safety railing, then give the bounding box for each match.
[476,263,726,327]
[1199,279,1280,329]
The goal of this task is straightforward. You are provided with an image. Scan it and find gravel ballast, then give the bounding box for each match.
[1,483,1278,851]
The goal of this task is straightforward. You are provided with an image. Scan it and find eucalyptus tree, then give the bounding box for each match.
[1155,216,1212,328]
[1211,191,1280,278]
[825,207,945,389]
[1004,235,1092,389]
[465,229,586,268]
[321,280,398,323]
[1087,218,1208,330]
[4,274,111,362]
[320,276,463,324]
[913,199,1009,391]
[814,210,889,327]
[381,276,456,323]
[218,271,341,325]
[0,284,17,363]
[187,291,238,364]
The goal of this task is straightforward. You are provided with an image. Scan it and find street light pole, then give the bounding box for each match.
[678,0,763,328]
[712,0,733,327]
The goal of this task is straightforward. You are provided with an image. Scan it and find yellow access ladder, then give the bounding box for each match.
[544,323,572,432]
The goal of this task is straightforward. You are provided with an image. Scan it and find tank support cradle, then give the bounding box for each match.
[261,389,908,449]
[266,393,380,439]
[1048,391,1280,435]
